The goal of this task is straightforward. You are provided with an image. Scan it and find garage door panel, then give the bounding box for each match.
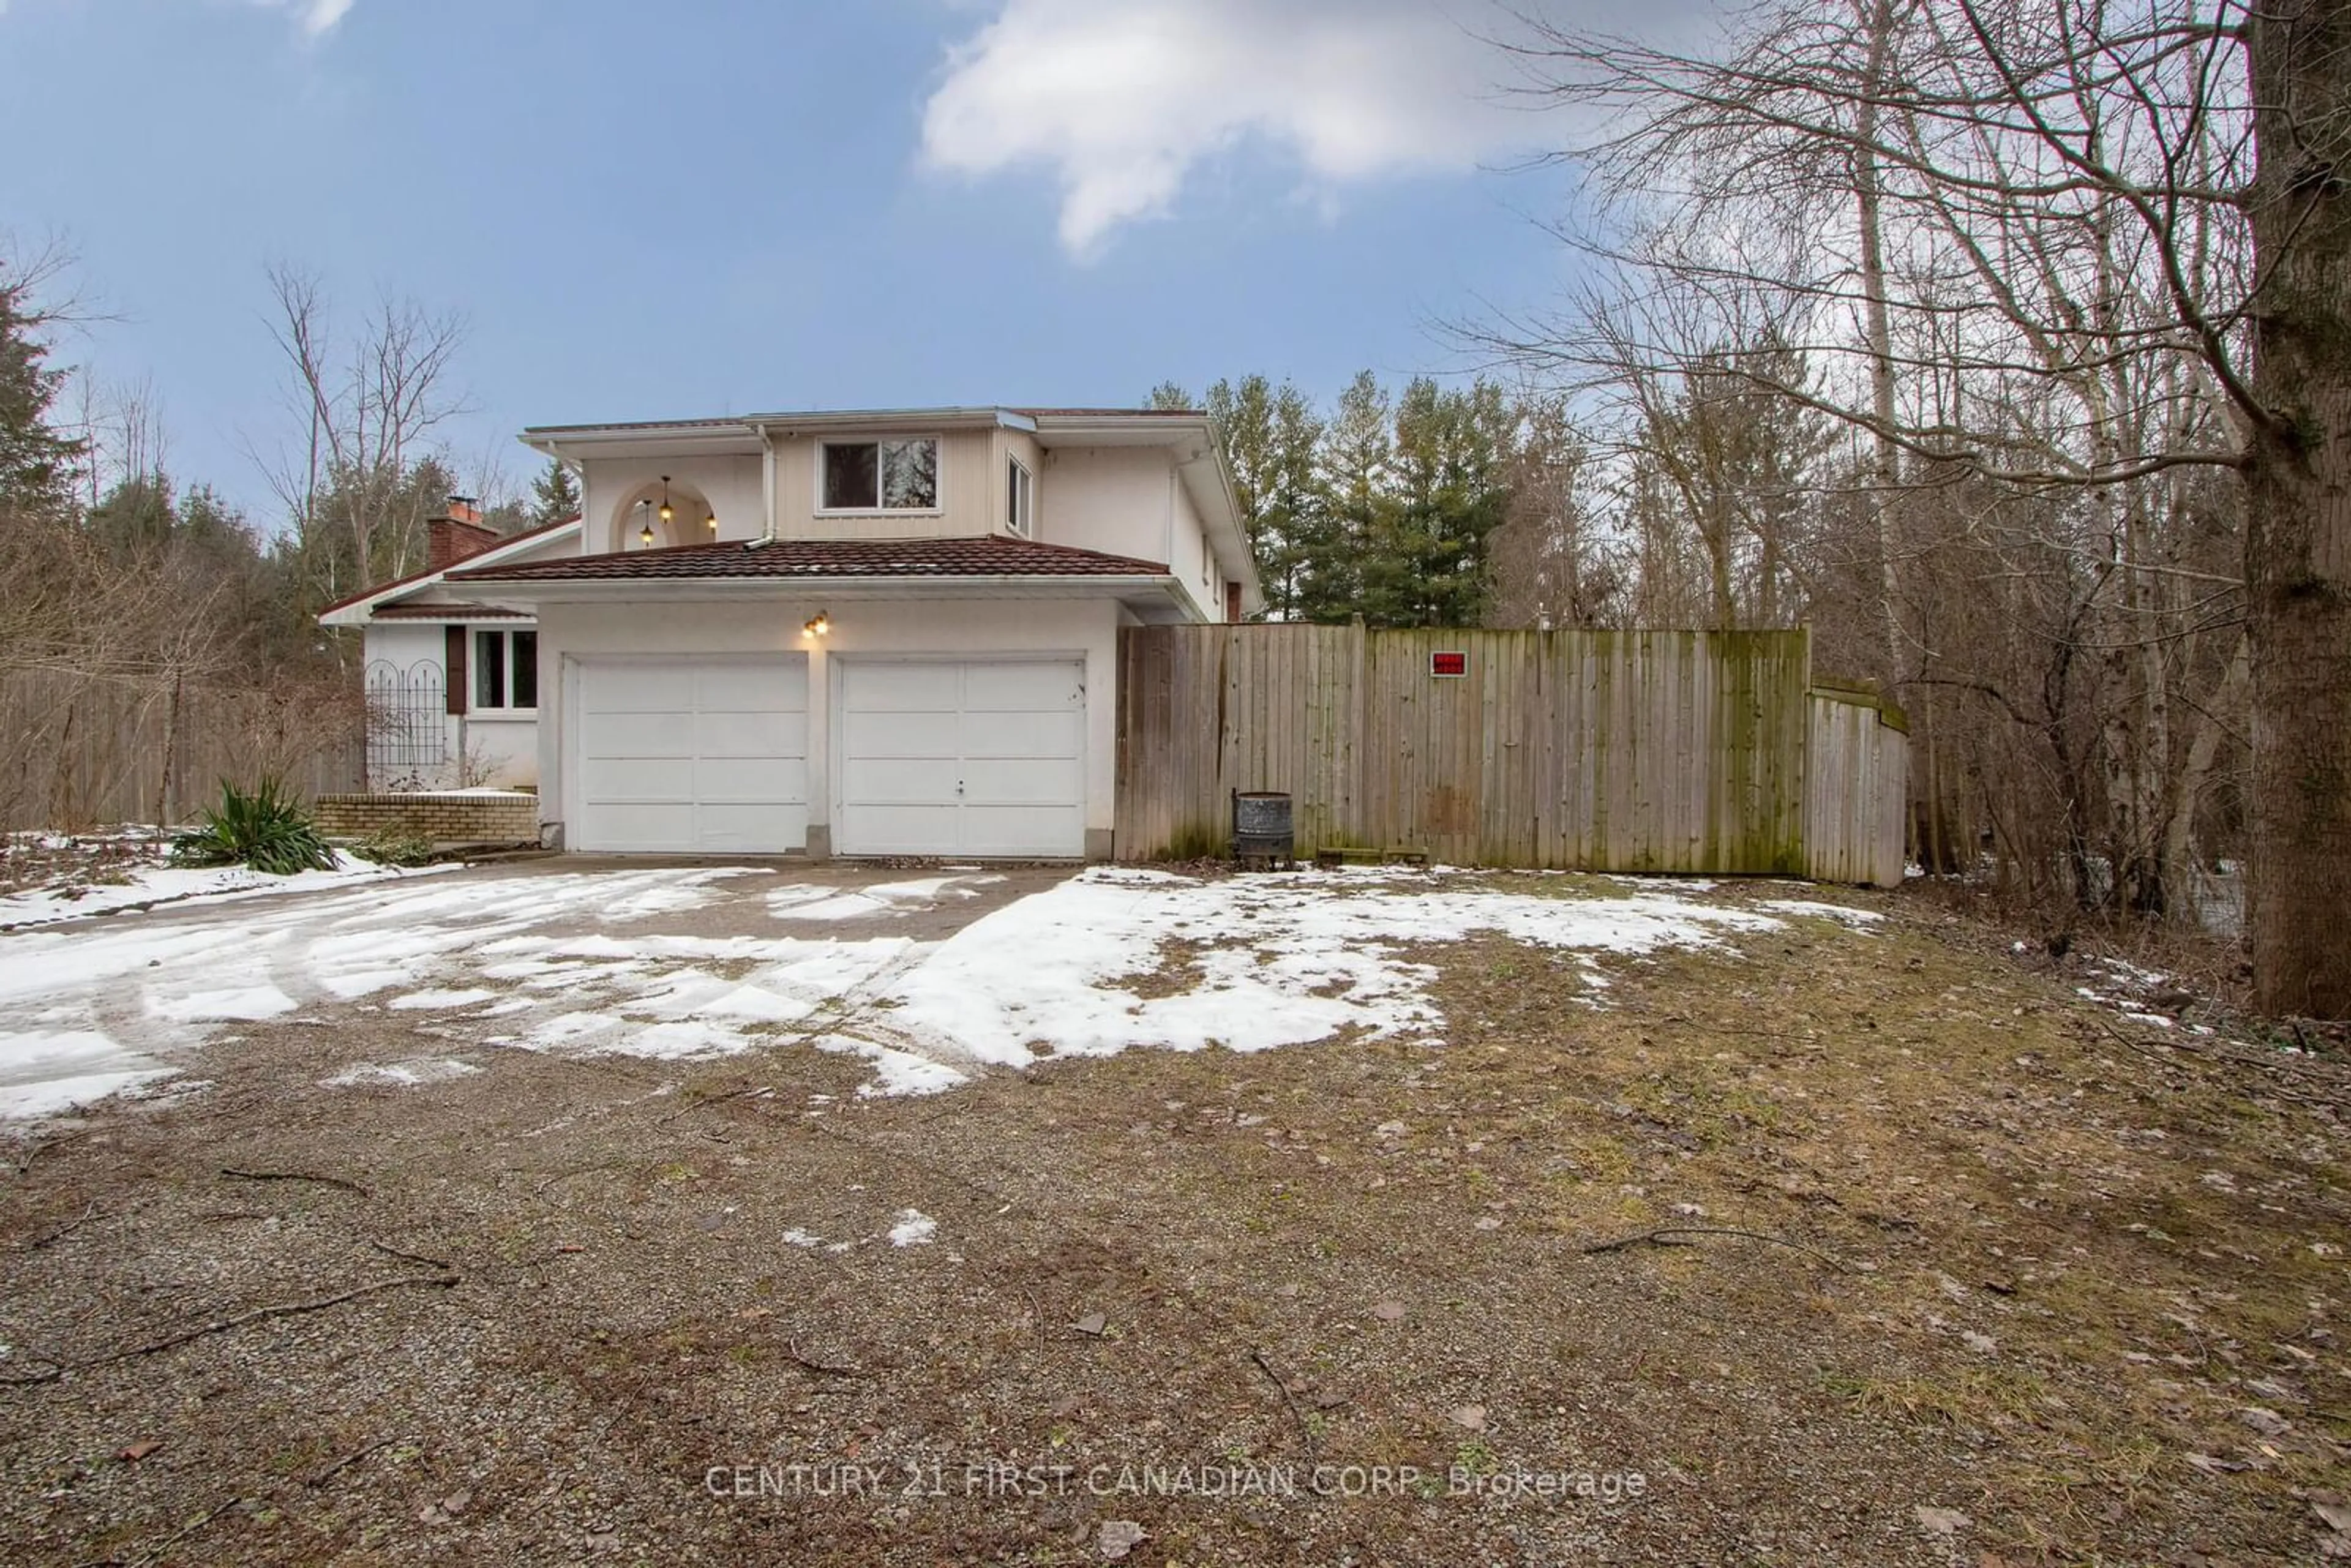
[842,708,956,760]
[841,756,961,803]
[694,709,807,759]
[836,658,1084,857]
[841,803,962,854]
[961,756,1081,803]
[585,711,696,759]
[961,661,1080,711]
[582,756,705,801]
[842,662,959,712]
[696,802,809,850]
[583,665,680,714]
[697,756,807,804]
[959,710,1082,760]
[573,657,807,853]
[580,801,697,849]
[694,663,802,711]
[961,805,1084,857]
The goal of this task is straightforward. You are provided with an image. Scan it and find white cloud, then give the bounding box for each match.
[248,0,354,38]
[920,0,1528,257]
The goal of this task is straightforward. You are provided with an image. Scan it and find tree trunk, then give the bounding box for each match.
[2244,0,2351,1017]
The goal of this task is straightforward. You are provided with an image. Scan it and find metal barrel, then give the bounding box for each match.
[1232,790,1294,861]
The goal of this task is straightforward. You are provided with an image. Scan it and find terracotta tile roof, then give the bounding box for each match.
[451,535,1172,583]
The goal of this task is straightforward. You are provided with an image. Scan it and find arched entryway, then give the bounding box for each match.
[609,476,719,552]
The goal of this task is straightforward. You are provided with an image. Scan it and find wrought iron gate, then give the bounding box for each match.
[364,659,447,780]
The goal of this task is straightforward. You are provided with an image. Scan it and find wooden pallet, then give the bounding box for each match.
[1313,846,1430,869]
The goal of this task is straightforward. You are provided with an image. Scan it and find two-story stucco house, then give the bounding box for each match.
[320,406,1259,860]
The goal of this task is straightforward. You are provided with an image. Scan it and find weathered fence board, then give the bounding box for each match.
[1803,688,1910,888]
[1116,625,1871,876]
[0,671,364,832]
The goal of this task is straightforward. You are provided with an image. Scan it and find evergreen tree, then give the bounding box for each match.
[1204,375,1326,621]
[0,260,85,518]
[529,456,582,529]
[1314,371,1395,621]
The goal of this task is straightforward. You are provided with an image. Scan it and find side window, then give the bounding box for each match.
[1007,456,1033,538]
[474,629,506,710]
[472,629,538,710]
[511,631,538,709]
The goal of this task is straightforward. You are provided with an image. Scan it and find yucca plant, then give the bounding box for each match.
[170,779,339,876]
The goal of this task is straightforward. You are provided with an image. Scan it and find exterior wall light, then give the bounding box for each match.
[803,612,831,639]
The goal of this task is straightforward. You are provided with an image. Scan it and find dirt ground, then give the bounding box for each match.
[1,869,2345,1566]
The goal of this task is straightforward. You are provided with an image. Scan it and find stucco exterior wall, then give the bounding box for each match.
[359,620,541,790]
[1037,447,1172,565]
[534,595,1127,855]
[1168,471,1216,621]
[462,713,538,789]
[582,455,763,555]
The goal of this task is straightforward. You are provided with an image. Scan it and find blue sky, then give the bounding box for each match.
[6,0,1586,526]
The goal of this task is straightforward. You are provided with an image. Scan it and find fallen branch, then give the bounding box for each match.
[94,1274,460,1368]
[18,1199,98,1252]
[13,1128,83,1177]
[656,1086,768,1125]
[784,1341,867,1378]
[369,1239,453,1272]
[306,1434,407,1490]
[132,1492,246,1567]
[220,1167,368,1198]
[1251,1347,1318,1459]
[1580,1226,1848,1273]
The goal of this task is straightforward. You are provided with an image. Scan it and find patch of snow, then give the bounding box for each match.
[0,853,452,930]
[599,1019,751,1060]
[149,985,296,1022]
[888,1209,938,1247]
[0,1028,173,1119]
[781,1228,826,1248]
[387,988,501,1011]
[320,967,412,999]
[0,1068,171,1120]
[323,1057,480,1088]
[882,869,1784,1073]
[812,1033,970,1098]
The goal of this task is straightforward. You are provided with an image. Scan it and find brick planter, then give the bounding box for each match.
[315,792,539,845]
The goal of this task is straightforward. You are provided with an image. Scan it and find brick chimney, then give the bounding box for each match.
[427,505,500,571]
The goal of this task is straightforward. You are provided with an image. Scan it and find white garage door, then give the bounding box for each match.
[838,659,1084,858]
[574,657,808,852]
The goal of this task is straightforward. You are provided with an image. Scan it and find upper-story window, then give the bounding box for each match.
[1007,456,1034,538]
[821,437,939,512]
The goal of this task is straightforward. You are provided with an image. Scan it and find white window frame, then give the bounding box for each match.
[472,626,539,714]
[814,435,943,516]
[1007,455,1034,538]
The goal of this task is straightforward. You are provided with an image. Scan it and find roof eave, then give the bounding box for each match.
[441,571,1198,614]
[315,517,583,625]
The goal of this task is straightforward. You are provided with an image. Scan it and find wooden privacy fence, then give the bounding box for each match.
[1113,624,1910,886]
[0,670,366,832]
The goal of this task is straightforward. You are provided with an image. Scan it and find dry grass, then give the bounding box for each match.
[1,879,2344,1565]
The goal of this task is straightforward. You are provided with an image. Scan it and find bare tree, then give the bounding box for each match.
[254,264,470,610]
[1486,0,2345,1015]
